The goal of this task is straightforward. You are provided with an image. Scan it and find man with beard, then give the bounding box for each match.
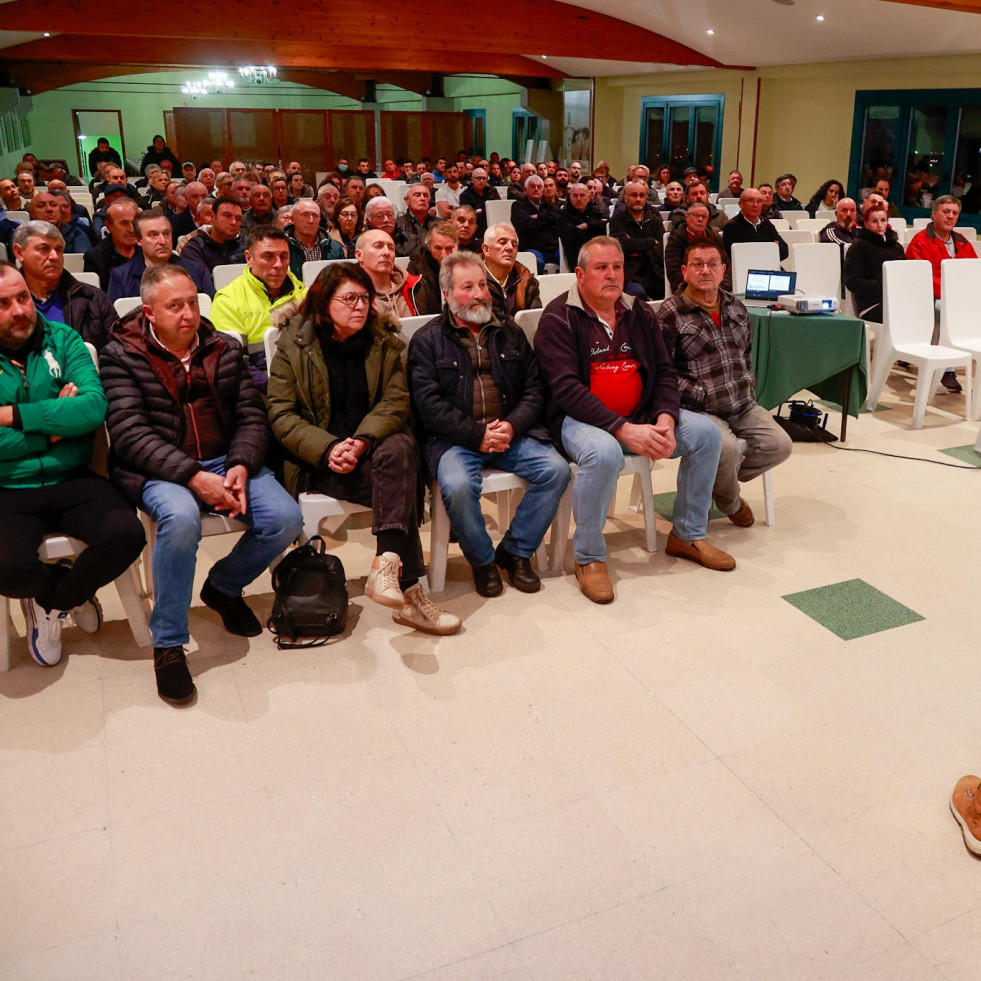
[407,251,569,597]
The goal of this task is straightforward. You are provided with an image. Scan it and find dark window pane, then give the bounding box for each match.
[668,106,691,175]
[903,105,947,207]
[858,105,899,195]
[693,105,718,177]
[643,107,665,172]
[953,107,981,214]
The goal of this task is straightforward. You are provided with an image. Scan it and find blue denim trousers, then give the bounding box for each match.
[560,410,722,564]
[435,436,571,567]
[141,456,304,648]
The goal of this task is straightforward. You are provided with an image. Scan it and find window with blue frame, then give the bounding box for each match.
[639,95,724,191]
[850,89,981,224]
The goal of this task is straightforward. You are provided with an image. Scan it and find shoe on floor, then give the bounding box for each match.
[941,369,963,394]
[665,531,736,571]
[575,561,614,604]
[393,584,461,636]
[473,562,503,597]
[724,497,755,528]
[153,646,196,704]
[365,551,404,609]
[951,776,981,855]
[70,595,103,634]
[200,578,262,637]
[20,596,67,666]
[494,541,541,593]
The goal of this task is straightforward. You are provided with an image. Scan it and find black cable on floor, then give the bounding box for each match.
[827,442,981,469]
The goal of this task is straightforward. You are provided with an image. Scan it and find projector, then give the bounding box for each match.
[777,295,839,315]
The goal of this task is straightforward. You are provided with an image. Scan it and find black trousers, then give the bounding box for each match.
[0,474,146,612]
[308,433,425,581]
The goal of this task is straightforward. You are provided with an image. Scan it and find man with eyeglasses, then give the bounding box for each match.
[658,240,791,529]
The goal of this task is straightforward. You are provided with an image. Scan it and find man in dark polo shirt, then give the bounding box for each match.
[534,235,733,605]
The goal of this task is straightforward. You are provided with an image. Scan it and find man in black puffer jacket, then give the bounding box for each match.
[101,265,302,705]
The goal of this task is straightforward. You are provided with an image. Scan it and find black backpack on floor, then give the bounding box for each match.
[267,536,348,649]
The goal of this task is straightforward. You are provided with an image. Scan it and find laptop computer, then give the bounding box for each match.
[743,269,797,305]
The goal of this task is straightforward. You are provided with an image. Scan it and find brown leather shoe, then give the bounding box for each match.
[726,497,755,527]
[665,531,736,571]
[951,776,981,855]
[575,561,614,604]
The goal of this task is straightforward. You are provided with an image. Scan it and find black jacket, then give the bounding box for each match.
[139,143,181,176]
[83,237,138,292]
[100,310,269,506]
[843,226,905,323]
[179,232,247,273]
[721,214,789,262]
[406,310,549,476]
[52,269,119,352]
[609,206,666,299]
[556,200,608,266]
[459,185,499,236]
[511,197,559,254]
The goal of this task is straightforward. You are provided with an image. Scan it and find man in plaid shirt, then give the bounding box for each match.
[658,240,792,527]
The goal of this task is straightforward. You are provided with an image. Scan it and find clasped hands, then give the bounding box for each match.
[189,464,249,517]
[327,436,369,474]
[615,415,676,461]
[479,419,514,454]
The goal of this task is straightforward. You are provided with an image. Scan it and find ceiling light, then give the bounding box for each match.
[816,14,824,20]
[181,71,235,99]
[706,29,714,35]
[541,54,547,59]
[239,65,277,85]
[42,32,50,37]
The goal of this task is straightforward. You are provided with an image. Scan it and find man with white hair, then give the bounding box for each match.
[819,197,859,247]
[317,182,340,227]
[511,175,559,274]
[557,182,608,265]
[394,183,434,257]
[284,198,345,278]
[364,196,398,239]
[481,222,541,319]
[407,251,569,597]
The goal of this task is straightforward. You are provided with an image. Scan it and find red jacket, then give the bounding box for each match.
[905,224,977,297]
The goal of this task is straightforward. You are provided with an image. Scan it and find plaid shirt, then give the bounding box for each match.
[656,288,756,419]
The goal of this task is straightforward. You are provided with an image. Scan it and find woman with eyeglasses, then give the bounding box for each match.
[267,263,461,636]
[328,196,360,258]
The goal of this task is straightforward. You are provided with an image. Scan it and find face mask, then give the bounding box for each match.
[337,164,348,173]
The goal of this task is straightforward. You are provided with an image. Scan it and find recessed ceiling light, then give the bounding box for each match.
[706,29,714,35]
[42,31,50,36]
[816,14,824,21]
[541,54,547,59]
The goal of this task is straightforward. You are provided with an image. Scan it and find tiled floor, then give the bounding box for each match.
[3,377,981,979]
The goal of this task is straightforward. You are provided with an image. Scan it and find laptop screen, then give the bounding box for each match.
[745,269,797,300]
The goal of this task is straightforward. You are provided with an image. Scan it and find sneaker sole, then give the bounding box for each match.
[365,584,405,610]
[71,596,104,634]
[392,611,460,636]
[950,795,981,855]
[28,628,62,667]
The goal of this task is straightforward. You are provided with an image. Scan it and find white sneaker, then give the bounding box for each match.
[393,584,461,636]
[20,597,67,666]
[70,595,103,634]
[365,552,404,610]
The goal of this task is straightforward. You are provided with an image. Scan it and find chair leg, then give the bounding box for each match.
[636,467,658,553]
[963,359,975,423]
[548,484,574,572]
[911,366,937,430]
[114,564,153,648]
[762,471,775,526]
[428,484,450,593]
[138,511,155,599]
[0,594,10,672]
[865,343,896,412]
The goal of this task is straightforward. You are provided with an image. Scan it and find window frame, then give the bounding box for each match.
[639,94,725,192]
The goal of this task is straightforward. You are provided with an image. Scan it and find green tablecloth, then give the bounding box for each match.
[748,308,867,417]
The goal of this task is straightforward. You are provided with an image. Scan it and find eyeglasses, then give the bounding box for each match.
[686,261,724,271]
[332,292,371,308]
[337,210,358,220]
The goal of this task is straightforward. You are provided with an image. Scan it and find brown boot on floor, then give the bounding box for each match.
[575,561,614,604]
[725,497,755,527]
[665,531,736,571]
[950,775,981,855]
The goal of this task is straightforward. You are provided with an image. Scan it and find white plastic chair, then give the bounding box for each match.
[558,239,572,274]
[6,210,28,222]
[302,257,355,285]
[780,230,816,271]
[955,226,978,242]
[887,217,908,237]
[795,218,831,234]
[769,219,790,231]
[394,256,410,271]
[213,263,246,291]
[485,198,514,228]
[514,308,543,345]
[792,242,841,298]
[397,315,436,346]
[73,271,100,289]
[939,258,981,419]
[63,253,86,272]
[723,202,741,219]
[516,251,538,275]
[779,210,809,229]
[730,242,780,294]
[114,296,141,317]
[537,273,577,307]
[428,472,551,592]
[865,260,972,428]
[912,218,931,229]
[815,210,836,221]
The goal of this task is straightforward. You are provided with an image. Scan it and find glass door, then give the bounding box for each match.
[640,95,724,189]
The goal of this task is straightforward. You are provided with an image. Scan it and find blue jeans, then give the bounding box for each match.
[528,248,559,274]
[141,457,303,648]
[560,410,721,564]
[436,437,571,566]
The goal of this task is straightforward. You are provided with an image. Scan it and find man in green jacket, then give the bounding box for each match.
[0,263,145,667]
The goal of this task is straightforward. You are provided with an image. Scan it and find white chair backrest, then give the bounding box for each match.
[939,257,981,347]
[198,292,212,318]
[815,210,836,221]
[795,218,830,233]
[6,210,28,222]
[84,341,98,368]
[780,210,809,229]
[73,270,100,289]
[114,296,142,317]
[558,238,572,274]
[263,327,280,371]
[394,255,410,271]
[883,259,935,346]
[723,202,741,219]
[792,242,842,298]
[485,198,514,229]
[514,308,543,345]
[516,251,538,274]
[955,225,978,242]
[730,242,780,294]
[63,253,86,272]
[769,218,790,231]
[537,272,577,306]
[213,263,246,291]
[302,257,355,285]
[780,229,817,270]
[382,180,407,214]
[912,217,931,229]
[315,171,327,189]
[68,186,90,197]
[903,227,920,247]
[398,314,435,346]
[887,217,907,236]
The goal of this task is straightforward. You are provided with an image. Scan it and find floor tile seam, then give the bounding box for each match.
[396,939,526,981]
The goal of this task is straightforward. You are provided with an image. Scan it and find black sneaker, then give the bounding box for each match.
[200,578,262,637]
[472,562,503,597]
[494,541,541,593]
[941,370,963,394]
[153,646,196,704]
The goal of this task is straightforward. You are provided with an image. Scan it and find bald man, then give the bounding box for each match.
[84,197,139,290]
